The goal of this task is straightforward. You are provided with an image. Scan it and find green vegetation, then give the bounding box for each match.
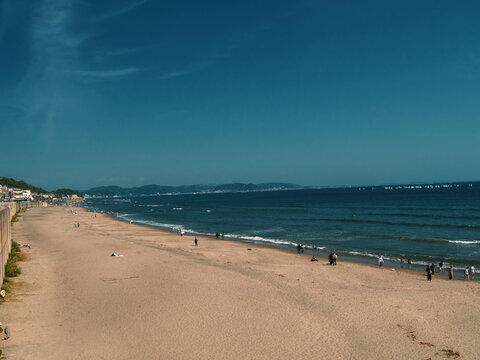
[10,212,19,224]
[5,241,22,277]
[1,241,23,302]
[54,188,83,197]
[0,176,48,194]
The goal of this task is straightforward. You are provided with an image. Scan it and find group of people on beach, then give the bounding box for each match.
[328,251,338,265]
[463,265,475,280]
[215,232,224,240]
[297,244,305,254]
[425,262,476,281]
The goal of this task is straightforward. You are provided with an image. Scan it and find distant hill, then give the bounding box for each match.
[53,188,83,197]
[84,183,304,196]
[0,177,48,194]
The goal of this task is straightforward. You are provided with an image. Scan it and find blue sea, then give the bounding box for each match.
[85,187,480,270]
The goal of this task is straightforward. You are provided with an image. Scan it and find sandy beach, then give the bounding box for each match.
[1,206,479,359]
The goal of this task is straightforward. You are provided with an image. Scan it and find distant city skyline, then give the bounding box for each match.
[1,1,479,191]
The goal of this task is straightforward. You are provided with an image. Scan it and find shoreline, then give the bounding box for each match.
[2,205,479,359]
[98,207,474,281]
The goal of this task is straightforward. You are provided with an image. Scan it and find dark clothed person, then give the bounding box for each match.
[426,266,432,281]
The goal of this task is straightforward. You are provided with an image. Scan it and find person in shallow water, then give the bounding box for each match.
[297,244,302,254]
[378,254,384,267]
[470,264,475,280]
[449,265,454,280]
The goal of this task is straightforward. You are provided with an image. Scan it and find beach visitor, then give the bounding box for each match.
[297,244,302,254]
[311,256,318,262]
[333,252,338,266]
[430,263,435,276]
[301,244,305,254]
[74,223,76,228]
[378,254,384,267]
[470,264,475,280]
[328,252,333,265]
[449,266,454,280]
[426,265,432,281]
[216,232,219,239]
[408,257,412,269]
[78,223,80,228]
[464,267,469,280]
[439,261,444,272]
[400,256,404,267]
[221,233,224,240]
[194,237,198,246]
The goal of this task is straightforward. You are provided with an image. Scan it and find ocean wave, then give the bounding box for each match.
[448,240,480,245]
[316,217,480,230]
[358,212,480,221]
[347,233,480,246]
[172,207,183,211]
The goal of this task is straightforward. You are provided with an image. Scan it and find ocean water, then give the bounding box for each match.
[85,188,480,269]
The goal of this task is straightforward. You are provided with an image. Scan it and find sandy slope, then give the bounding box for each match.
[1,206,478,359]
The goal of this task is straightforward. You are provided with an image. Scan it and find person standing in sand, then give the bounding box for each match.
[426,265,432,281]
[464,267,469,280]
[333,252,338,266]
[194,237,198,246]
[470,264,475,280]
[449,265,454,280]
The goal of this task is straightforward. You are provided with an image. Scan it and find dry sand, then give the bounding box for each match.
[1,206,479,359]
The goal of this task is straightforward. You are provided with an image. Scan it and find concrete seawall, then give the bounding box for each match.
[0,202,29,285]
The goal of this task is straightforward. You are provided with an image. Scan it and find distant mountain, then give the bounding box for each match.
[0,177,48,194]
[84,183,304,196]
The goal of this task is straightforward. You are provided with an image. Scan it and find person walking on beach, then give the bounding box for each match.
[464,267,469,280]
[328,252,333,265]
[400,256,404,268]
[333,252,338,266]
[439,261,444,272]
[430,263,435,276]
[449,265,454,280]
[426,265,432,281]
[194,237,198,246]
[297,244,302,254]
[378,254,384,267]
[469,265,475,280]
[408,257,412,269]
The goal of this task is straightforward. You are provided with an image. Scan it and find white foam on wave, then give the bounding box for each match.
[448,240,480,245]
[227,234,296,247]
[172,207,183,211]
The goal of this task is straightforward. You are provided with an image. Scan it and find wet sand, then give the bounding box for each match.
[2,206,479,359]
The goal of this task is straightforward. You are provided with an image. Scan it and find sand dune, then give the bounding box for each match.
[1,206,478,359]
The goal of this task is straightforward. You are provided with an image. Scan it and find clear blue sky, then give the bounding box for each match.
[1,1,479,190]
